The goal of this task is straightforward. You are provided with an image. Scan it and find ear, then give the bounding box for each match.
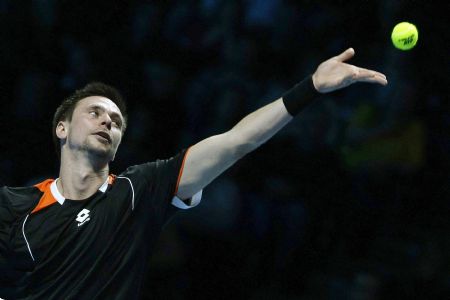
[55,121,68,140]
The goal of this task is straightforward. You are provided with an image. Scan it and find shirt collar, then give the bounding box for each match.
[50,177,110,204]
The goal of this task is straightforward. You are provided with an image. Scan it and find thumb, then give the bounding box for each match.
[334,48,355,62]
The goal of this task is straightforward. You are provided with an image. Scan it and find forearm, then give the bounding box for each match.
[228,74,323,155]
[228,98,293,155]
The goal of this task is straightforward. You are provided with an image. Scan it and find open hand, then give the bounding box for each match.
[312,48,388,93]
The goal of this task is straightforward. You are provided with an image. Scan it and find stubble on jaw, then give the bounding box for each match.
[67,134,117,163]
[87,136,118,160]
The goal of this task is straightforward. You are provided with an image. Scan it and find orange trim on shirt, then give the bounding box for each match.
[108,174,116,185]
[32,179,57,214]
[174,147,191,195]
[34,179,53,192]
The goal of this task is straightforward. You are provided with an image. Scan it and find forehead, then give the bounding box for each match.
[75,96,123,116]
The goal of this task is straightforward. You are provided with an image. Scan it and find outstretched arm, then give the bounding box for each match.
[176,48,387,200]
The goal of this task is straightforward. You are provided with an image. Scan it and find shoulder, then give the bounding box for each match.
[119,150,188,180]
[1,180,51,218]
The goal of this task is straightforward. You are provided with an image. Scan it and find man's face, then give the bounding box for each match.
[59,96,125,161]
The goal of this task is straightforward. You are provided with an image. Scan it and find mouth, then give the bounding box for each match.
[94,131,112,144]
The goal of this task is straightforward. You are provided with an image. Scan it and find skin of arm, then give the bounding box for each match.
[176,48,388,200]
[177,99,291,199]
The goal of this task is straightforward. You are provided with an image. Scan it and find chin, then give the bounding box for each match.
[86,143,115,161]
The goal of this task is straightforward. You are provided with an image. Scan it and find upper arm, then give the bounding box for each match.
[176,131,247,200]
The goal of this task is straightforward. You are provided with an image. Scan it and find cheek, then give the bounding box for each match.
[113,132,123,146]
[68,122,89,141]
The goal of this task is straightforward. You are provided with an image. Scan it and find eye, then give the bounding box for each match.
[112,120,122,129]
[89,111,99,117]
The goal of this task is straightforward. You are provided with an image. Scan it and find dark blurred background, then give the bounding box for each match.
[0,0,449,299]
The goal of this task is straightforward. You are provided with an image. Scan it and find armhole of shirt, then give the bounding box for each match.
[174,146,192,196]
[171,147,202,209]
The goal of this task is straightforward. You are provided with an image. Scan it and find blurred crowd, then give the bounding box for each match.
[0,0,448,299]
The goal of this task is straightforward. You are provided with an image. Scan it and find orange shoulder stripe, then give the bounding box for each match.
[32,179,57,214]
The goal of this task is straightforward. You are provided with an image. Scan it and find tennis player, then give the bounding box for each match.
[0,48,386,299]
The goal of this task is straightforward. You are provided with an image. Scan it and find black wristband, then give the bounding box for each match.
[282,74,321,116]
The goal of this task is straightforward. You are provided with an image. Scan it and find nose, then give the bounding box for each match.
[101,114,112,130]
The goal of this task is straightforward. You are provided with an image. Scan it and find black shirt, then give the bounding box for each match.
[0,150,201,299]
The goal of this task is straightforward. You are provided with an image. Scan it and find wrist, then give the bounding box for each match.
[312,73,320,92]
[282,74,322,116]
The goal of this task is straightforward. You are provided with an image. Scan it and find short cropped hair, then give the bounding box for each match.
[52,82,128,159]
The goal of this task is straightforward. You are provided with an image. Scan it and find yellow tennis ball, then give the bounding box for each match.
[391,22,418,50]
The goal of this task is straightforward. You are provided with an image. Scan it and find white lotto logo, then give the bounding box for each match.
[76,209,91,227]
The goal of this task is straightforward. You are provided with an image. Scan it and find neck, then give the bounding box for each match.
[58,150,109,200]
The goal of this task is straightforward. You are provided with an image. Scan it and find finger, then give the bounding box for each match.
[353,68,388,85]
[356,67,387,80]
[334,48,355,62]
[360,75,388,85]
